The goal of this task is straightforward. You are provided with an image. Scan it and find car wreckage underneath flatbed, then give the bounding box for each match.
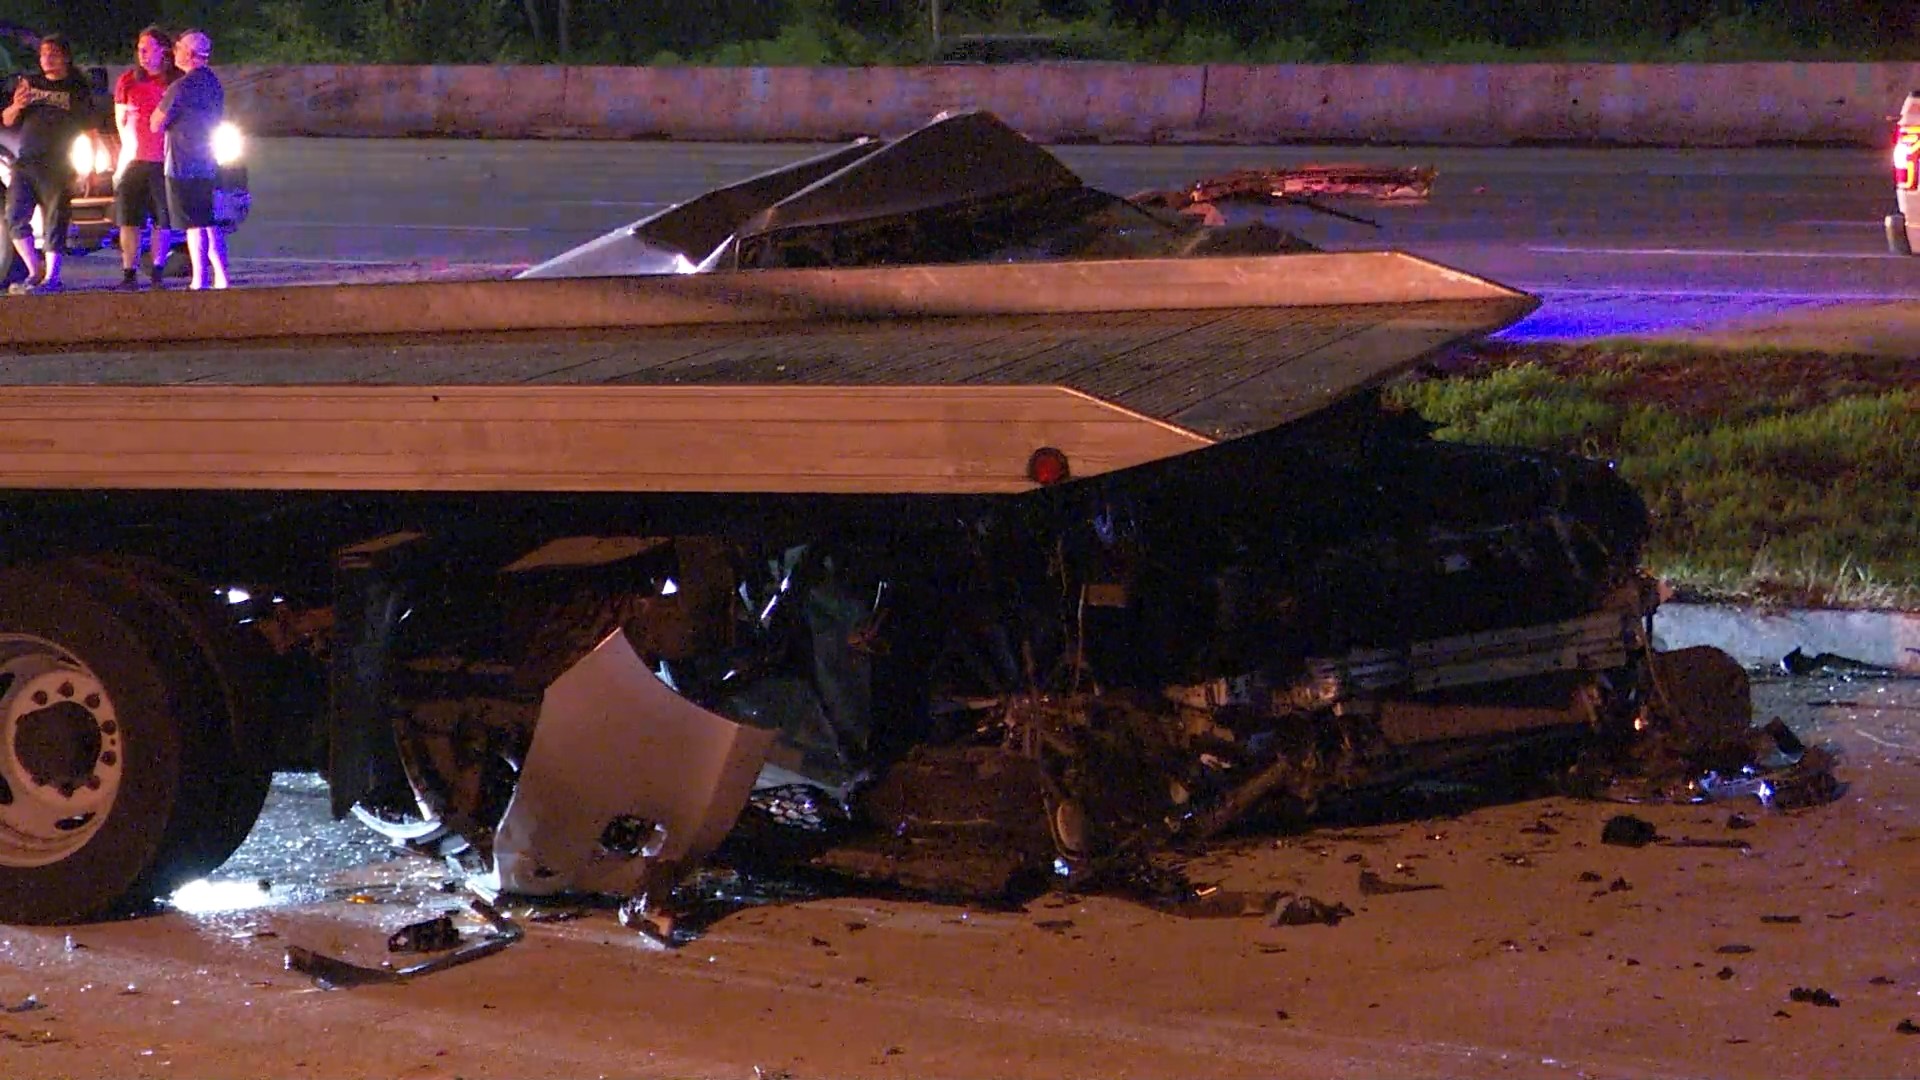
[0,111,1815,927]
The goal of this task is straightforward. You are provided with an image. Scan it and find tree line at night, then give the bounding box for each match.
[5,0,1913,65]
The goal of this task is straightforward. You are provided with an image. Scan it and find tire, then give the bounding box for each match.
[0,565,206,923]
[66,557,275,874]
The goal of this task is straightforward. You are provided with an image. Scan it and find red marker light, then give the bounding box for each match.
[1027,447,1071,486]
[1896,126,1920,191]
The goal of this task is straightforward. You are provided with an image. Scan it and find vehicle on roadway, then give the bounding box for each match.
[0,22,251,267]
[0,111,1717,924]
[1889,90,1919,255]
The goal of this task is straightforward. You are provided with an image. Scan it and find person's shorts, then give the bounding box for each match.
[115,160,170,228]
[166,176,217,230]
[4,161,72,247]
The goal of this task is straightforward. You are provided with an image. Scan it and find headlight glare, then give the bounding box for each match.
[212,122,245,167]
[68,133,94,175]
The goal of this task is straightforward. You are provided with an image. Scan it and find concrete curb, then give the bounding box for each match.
[1653,604,1920,674]
[221,60,1920,148]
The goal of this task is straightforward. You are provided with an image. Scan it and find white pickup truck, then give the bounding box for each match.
[1888,90,1919,254]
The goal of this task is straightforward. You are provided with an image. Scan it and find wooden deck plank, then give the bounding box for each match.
[0,385,1208,495]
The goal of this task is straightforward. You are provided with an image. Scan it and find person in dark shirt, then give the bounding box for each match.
[152,29,227,290]
[3,33,94,294]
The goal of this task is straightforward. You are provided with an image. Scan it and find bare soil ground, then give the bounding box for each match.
[0,677,1914,1080]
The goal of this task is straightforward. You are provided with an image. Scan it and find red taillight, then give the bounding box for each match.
[1026,447,1071,486]
[1896,126,1920,191]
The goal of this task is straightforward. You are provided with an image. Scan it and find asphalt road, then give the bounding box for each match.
[2,675,1913,1079]
[199,136,1920,340]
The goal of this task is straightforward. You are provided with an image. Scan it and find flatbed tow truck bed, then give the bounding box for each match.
[0,253,1532,494]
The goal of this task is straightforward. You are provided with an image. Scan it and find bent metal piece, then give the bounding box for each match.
[517,109,1087,279]
[485,630,775,898]
[284,897,523,990]
[518,138,889,277]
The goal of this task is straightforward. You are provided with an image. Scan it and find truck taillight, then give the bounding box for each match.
[1897,126,1920,191]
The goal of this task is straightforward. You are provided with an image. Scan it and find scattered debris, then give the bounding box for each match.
[1034,919,1075,933]
[62,935,84,951]
[1780,648,1900,678]
[1726,813,1757,830]
[519,905,592,924]
[1761,719,1806,758]
[618,895,678,948]
[286,898,523,990]
[1897,1019,1920,1035]
[0,1030,62,1046]
[1716,966,1736,980]
[1578,871,1604,883]
[387,914,462,954]
[1268,895,1354,927]
[1607,877,1633,893]
[1520,820,1560,835]
[1159,883,1282,914]
[1663,837,1752,850]
[1716,944,1755,955]
[1358,870,1442,896]
[1788,987,1840,1008]
[1870,976,1898,986]
[1601,815,1659,847]
[1697,742,1844,812]
[3,995,44,1014]
[1132,164,1437,227]
[1759,914,1802,925]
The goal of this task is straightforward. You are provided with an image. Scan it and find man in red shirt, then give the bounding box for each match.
[113,26,178,289]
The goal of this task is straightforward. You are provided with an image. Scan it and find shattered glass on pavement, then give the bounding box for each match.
[168,773,399,915]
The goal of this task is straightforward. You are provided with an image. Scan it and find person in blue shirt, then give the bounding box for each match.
[151,29,228,290]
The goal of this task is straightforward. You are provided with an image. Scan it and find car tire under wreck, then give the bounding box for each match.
[347,390,1690,906]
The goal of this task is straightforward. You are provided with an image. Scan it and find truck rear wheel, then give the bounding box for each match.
[68,557,276,876]
[0,563,256,923]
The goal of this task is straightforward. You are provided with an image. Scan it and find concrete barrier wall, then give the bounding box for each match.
[221,62,1920,146]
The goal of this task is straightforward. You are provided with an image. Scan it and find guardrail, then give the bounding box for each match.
[222,62,1920,147]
